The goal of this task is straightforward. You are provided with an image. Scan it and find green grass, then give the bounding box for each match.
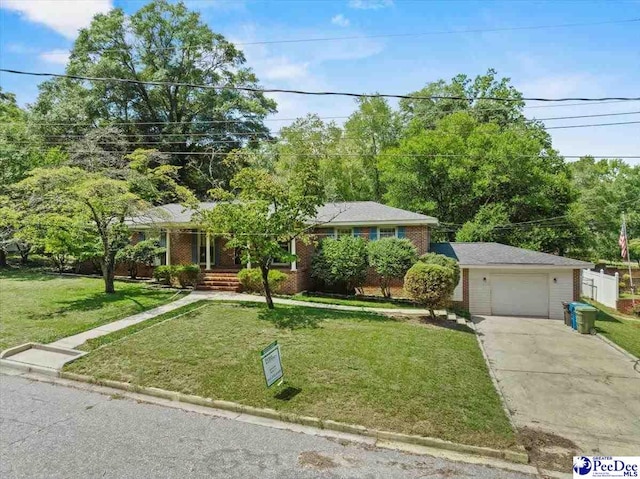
[286,293,421,309]
[65,301,516,449]
[0,268,185,350]
[584,299,640,358]
[620,292,640,299]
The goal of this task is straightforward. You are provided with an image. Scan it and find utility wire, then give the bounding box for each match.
[2,107,638,129]
[2,68,639,102]
[546,120,640,129]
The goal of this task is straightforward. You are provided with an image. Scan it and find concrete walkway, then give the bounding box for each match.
[474,315,640,456]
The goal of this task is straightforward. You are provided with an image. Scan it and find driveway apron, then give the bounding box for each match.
[474,315,640,455]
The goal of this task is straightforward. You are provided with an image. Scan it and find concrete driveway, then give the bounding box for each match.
[474,316,640,456]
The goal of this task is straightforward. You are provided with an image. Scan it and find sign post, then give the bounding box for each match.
[261,341,284,387]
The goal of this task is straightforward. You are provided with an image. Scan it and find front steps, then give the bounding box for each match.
[197,270,242,292]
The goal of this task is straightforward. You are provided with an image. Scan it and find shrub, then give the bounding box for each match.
[176,264,201,288]
[404,262,456,319]
[237,268,288,294]
[154,265,173,285]
[418,252,460,287]
[311,236,368,294]
[117,239,165,279]
[367,238,418,297]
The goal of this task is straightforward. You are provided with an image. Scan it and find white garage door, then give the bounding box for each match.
[490,274,549,317]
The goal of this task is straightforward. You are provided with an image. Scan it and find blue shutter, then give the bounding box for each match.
[191,231,198,264]
[369,228,378,241]
[139,231,146,241]
[353,227,361,237]
[397,226,406,238]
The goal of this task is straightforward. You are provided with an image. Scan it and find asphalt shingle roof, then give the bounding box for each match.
[129,201,437,226]
[430,242,593,267]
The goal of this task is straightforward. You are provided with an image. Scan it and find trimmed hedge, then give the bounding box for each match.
[153,264,201,288]
[237,268,288,294]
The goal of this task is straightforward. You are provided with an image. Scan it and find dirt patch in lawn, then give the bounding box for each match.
[298,451,338,469]
[519,427,579,472]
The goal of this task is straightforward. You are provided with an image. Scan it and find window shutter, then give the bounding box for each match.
[369,228,378,241]
[353,227,361,237]
[397,226,406,238]
[159,232,166,247]
[191,231,198,263]
[139,231,146,241]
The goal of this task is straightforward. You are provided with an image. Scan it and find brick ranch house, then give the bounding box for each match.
[125,201,592,320]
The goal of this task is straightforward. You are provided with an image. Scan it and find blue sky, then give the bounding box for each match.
[1,0,639,163]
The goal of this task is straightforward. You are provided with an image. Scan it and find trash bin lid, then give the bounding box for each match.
[575,305,597,311]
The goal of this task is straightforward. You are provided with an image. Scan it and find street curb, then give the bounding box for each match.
[59,371,529,464]
[595,333,640,363]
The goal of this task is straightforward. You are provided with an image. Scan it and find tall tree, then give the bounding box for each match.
[30,0,276,195]
[399,69,525,133]
[570,157,640,261]
[381,111,585,254]
[343,96,401,201]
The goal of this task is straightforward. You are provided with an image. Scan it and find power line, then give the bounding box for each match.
[2,68,639,103]
[546,120,640,129]
[2,106,638,129]
[8,146,640,159]
[37,17,639,53]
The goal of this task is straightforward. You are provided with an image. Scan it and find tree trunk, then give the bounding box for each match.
[0,249,7,268]
[19,250,29,265]
[260,265,275,309]
[102,257,116,294]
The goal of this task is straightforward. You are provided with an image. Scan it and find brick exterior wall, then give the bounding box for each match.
[135,224,431,295]
[573,269,581,301]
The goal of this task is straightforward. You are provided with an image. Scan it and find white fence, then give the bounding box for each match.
[581,269,619,308]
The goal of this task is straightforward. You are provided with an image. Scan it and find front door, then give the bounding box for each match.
[198,231,215,268]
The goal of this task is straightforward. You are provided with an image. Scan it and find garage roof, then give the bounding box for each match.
[430,242,593,268]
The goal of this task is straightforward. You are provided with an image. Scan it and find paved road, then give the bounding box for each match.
[475,315,640,456]
[0,374,535,479]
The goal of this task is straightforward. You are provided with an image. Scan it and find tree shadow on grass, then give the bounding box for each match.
[48,289,169,316]
[0,269,61,282]
[249,303,390,330]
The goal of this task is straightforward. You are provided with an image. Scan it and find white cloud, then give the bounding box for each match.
[331,14,350,27]
[1,0,113,39]
[261,57,310,81]
[39,49,70,65]
[348,0,393,10]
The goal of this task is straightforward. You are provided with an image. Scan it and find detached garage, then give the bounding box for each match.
[431,243,594,320]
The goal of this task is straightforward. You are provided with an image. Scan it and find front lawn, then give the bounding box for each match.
[65,302,516,449]
[0,269,184,350]
[585,299,640,358]
[286,293,421,309]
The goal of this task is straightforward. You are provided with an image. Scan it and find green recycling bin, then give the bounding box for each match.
[575,306,597,334]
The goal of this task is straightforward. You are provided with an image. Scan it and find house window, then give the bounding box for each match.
[336,228,353,238]
[378,227,397,239]
[272,241,291,266]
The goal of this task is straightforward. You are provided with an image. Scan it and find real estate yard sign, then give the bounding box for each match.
[261,341,284,387]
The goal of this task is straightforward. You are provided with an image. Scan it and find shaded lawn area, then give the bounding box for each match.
[286,294,421,309]
[585,299,640,358]
[66,302,516,449]
[0,269,184,350]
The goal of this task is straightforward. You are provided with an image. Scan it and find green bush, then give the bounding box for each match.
[237,268,288,294]
[311,236,368,294]
[176,264,201,288]
[418,252,460,287]
[404,262,456,318]
[116,239,165,279]
[367,238,418,298]
[153,265,174,285]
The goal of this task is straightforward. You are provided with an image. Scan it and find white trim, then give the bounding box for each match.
[290,239,297,271]
[130,218,438,229]
[463,264,591,270]
[165,229,171,266]
[205,232,211,270]
[377,226,398,239]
